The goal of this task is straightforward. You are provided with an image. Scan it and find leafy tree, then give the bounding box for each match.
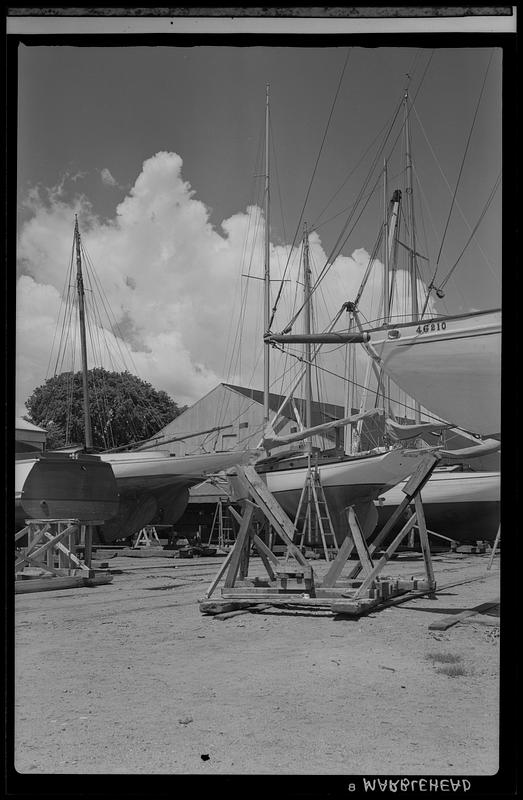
[25,368,185,450]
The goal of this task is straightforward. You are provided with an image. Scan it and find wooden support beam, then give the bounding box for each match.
[236,466,310,568]
[366,453,440,557]
[353,512,419,599]
[487,525,501,571]
[252,534,277,581]
[413,494,435,588]
[321,534,356,588]
[346,507,374,576]
[224,503,255,588]
[51,536,90,572]
[15,526,30,542]
[204,547,236,599]
[18,523,79,565]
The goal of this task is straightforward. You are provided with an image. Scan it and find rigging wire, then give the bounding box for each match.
[268,48,352,331]
[269,340,450,427]
[434,50,494,272]
[436,173,502,293]
[411,103,498,280]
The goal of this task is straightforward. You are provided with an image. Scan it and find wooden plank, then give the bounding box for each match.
[487,525,501,570]
[20,524,50,557]
[428,601,499,631]
[220,592,331,606]
[252,534,278,581]
[200,600,263,615]
[222,586,312,596]
[224,503,255,588]
[20,524,79,563]
[331,597,378,615]
[413,494,435,588]
[353,512,419,599]
[15,560,64,577]
[237,466,310,567]
[204,546,236,598]
[212,604,272,620]
[14,526,30,542]
[402,452,440,496]
[15,576,87,594]
[321,534,355,588]
[366,455,439,558]
[49,535,89,571]
[346,507,374,576]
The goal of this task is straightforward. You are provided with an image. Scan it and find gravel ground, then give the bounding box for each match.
[14,551,500,776]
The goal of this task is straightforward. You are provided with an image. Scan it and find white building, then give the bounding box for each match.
[152,382,349,457]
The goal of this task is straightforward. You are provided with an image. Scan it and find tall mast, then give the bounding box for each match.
[404,91,421,423]
[302,224,313,435]
[404,90,419,323]
[263,83,271,430]
[383,159,389,324]
[74,215,93,449]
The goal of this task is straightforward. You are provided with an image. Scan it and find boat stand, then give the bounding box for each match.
[15,518,113,594]
[133,525,162,548]
[199,454,440,617]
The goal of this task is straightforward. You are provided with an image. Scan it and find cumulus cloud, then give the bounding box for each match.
[16,151,436,420]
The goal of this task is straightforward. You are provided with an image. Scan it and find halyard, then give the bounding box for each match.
[14,552,499,775]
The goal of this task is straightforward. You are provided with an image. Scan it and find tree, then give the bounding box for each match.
[25,368,186,450]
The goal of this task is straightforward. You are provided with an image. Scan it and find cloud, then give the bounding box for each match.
[100,167,119,188]
[16,151,437,421]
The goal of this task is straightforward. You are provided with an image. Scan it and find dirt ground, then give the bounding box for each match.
[13,550,500,776]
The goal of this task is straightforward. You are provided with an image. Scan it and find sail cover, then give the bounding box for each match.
[262,408,384,449]
[385,418,452,441]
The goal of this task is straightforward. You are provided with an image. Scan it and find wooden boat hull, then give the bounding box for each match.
[260,448,428,545]
[370,310,501,437]
[15,448,257,542]
[375,469,500,543]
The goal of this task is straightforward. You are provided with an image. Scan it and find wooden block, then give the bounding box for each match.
[14,576,87,594]
[331,597,378,615]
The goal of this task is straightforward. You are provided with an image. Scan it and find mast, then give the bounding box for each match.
[263,83,271,430]
[302,224,313,434]
[383,159,389,324]
[404,90,419,324]
[404,90,421,422]
[74,215,93,449]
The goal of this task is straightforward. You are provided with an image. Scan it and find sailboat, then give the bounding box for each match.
[247,86,435,547]
[363,308,501,438]
[15,217,256,542]
[257,78,500,546]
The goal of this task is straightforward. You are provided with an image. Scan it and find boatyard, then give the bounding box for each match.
[15,550,499,775]
[12,24,507,785]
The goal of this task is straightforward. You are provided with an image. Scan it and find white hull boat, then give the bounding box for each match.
[368,309,501,437]
[375,468,500,543]
[258,447,430,544]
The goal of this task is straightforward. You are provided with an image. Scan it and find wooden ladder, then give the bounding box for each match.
[209,499,235,547]
[293,461,339,560]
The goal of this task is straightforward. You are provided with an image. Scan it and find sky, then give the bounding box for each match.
[15,43,502,419]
